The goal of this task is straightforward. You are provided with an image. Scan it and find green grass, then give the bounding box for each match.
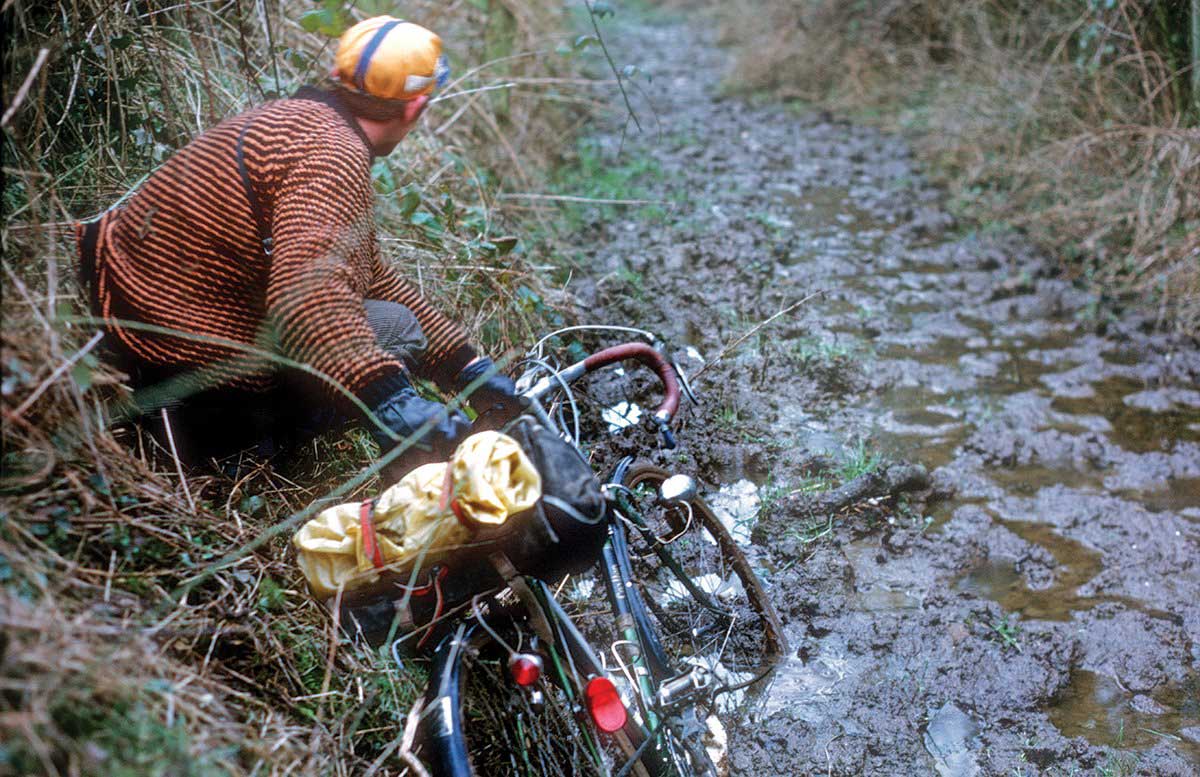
[551,139,668,230]
[988,615,1023,653]
[836,438,882,481]
[791,336,859,365]
[783,514,836,548]
[788,438,883,497]
[5,694,235,777]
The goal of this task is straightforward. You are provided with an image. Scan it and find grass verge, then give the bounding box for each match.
[1,1,601,772]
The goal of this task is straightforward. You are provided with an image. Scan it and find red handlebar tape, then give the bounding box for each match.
[582,343,680,419]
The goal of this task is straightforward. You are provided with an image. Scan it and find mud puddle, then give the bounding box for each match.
[564,7,1198,774]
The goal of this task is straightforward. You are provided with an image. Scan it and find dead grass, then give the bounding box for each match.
[703,0,1199,334]
[1,0,601,773]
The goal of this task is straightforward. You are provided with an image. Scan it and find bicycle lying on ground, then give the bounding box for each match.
[334,337,788,776]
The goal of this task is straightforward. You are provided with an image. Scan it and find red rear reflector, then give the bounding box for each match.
[584,677,627,733]
[508,654,543,686]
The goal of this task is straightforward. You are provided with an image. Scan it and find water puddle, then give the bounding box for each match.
[1050,376,1200,453]
[756,653,853,720]
[989,464,1104,497]
[871,386,971,470]
[780,186,888,235]
[1048,669,1200,758]
[923,702,981,777]
[1139,478,1200,515]
[955,519,1103,621]
[708,479,760,546]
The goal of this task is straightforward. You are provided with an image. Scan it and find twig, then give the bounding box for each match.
[692,291,825,381]
[430,82,517,104]
[364,698,430,777]
[1,47,49,128]
[584,0,641,132]
[160,408,197,513]
[256,0,280,95]
[103,549,117,603]
[317,586,344,708]
[397,697,430,777]
[10,331,104,419]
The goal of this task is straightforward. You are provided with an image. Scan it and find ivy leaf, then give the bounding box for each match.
[397,189,421,220]
[491,236,519,256]
[298,8,346,37]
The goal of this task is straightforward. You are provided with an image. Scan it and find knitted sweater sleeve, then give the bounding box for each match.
[266,143,408,408]
[366,255,477,391]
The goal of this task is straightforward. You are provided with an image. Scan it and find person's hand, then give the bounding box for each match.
[369,382,471,471]
[454,357,518,416]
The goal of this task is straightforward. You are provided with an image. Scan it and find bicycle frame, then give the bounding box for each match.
[416,340,776,777]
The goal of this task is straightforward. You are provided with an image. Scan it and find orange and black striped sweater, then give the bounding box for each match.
[78,87,475,409]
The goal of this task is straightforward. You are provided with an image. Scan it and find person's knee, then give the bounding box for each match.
[363,299,427,368]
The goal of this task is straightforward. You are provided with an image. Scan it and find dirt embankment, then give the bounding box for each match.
[563,9,1200,775]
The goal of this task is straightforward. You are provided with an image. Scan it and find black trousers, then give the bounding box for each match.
[143,299,428,466]
[80,222,428,466]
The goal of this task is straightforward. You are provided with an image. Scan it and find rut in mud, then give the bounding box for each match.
[559,9,1200,776]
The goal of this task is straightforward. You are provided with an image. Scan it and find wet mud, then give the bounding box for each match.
[564,8,1199,776]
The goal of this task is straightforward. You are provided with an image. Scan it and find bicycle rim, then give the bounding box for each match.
[619,463,787,694]
[422,620,632,777]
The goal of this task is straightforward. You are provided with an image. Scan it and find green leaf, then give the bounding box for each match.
[110,34,134,51]
[591,1,615,18]
[71,362,93,392]
[298,8,346,37]
[491,235,519,256]
[411,211,441,230]
[298,10,324,33]
[573,34,598,51]
[257,576,286,612]
[397,190,421,220]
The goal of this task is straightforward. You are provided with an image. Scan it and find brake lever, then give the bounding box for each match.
[654,417,677,449]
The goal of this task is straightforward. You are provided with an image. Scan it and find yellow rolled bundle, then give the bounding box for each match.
[293,431,541,599]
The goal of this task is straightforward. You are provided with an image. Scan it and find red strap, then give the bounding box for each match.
[438,466,471,527]
[359,499,384,569]
[417,566,448,650]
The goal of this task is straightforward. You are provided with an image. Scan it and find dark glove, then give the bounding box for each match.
[454,358,518,416]
[369,383,471,468]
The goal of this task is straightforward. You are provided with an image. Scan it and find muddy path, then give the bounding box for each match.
[558,8,1200,776]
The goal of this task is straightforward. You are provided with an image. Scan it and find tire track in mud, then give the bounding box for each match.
[560,8,1200,776]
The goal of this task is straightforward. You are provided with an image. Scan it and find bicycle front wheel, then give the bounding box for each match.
[615,463,787,692]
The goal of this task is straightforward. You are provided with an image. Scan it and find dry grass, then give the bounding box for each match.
[704,0,1199,333]
[0,0,606,773]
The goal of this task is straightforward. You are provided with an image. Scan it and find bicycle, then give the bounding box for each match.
[339,337,788,776]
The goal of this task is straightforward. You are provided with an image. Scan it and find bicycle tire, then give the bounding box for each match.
[617,462,787,692]
[420,608,661,777]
